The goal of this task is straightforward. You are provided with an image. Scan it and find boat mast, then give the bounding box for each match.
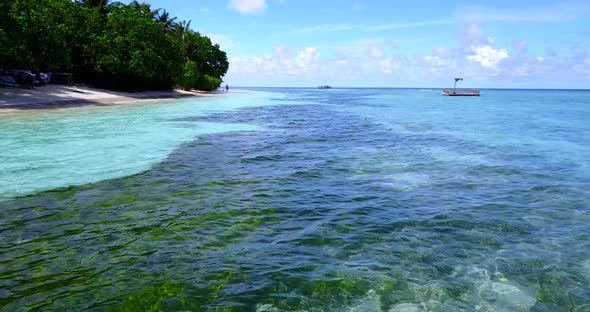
[454,78,463,93]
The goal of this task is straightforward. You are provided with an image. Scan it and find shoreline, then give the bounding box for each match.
[0,85,225,117]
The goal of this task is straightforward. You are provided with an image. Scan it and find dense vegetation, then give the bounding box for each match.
[0,0,229,91]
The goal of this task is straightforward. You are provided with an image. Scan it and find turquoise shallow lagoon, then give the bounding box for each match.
[0,92,272,200]
[0,88,589,311]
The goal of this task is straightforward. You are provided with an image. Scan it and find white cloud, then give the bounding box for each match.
[424,56,445,67]
[228,0,267,14]
[512,40,528,53]
[432,45,452,57]
[207,34,240,50]
[467,45,508,68]
[573,64,590,75]
[378,57,401,74]
[367,45,385,60]
[573,55,590,76]
[229,46,322,77]
[336,58,349,66]
[499,55,547,77]
[226,19,590,87]
[297,47,321,73]
[571,45,587,59]
[460,24,494,47]
[421,54,458,75]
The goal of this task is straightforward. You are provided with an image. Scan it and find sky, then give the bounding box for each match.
[132,0,590,88]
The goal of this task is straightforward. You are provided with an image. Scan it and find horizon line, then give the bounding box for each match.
[230,86,590,91]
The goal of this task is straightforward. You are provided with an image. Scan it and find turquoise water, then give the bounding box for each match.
[0,88,589,311]
[0,92,275,200]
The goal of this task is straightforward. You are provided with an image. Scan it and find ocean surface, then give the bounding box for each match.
[0,88,589,311]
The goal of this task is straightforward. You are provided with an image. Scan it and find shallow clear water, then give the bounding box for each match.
[1,88,589,311]
[0,92,274,200]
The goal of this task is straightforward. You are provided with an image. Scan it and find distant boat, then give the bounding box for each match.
[442,78,480,96]
[318,85,332,89]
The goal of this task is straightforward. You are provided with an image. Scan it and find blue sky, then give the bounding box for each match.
[134,0,590,88]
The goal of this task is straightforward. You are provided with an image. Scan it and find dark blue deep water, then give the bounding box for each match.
[1,88,589,311]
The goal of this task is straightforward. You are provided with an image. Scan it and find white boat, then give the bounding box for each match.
[442,78,480,96]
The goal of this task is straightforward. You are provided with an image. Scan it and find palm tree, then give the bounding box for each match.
[174,19,192,40]
[174,20,192,35]
[78,0,109,8]
[156,9,177,32]
[173,20,195,61]
[130,1,158,19]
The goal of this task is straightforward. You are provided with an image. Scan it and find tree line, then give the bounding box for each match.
[0,0,229,91]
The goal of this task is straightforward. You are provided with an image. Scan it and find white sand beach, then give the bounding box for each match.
[0,85,223,116]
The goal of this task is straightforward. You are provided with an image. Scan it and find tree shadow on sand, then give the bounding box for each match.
[0,85,201,110]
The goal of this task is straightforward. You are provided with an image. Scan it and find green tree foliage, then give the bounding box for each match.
[156,9,177,32]
[1,0,72,69]
[0,0,229,91]
[65,4,107,80]
[197,75,223,91]
[177,30,228,91]
[91,3,183,90]
[76,0,109,9]
[0,18,13,68]
[191,33,229,80]
[129,0,158,19]
[179,61,222,92]
[179,60,200,91]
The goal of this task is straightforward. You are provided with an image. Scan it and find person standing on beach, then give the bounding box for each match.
[225,84,229,91]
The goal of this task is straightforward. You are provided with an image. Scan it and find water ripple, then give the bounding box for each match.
[1,89,589,311]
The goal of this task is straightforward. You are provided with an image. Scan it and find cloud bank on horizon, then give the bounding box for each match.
[147,0,590,88]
